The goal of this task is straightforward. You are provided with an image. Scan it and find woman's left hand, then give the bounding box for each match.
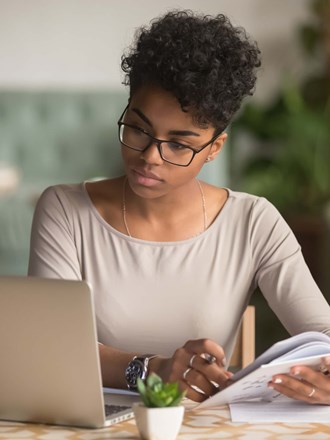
[269,357,330,405]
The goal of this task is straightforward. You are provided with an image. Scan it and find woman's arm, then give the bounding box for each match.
[28,186,136,389]
[249,197,330,337]
[249,197,330,403]
[28,185,82,279]
[100,338,231,402]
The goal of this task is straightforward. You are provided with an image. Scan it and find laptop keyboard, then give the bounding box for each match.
[105,404,131,417]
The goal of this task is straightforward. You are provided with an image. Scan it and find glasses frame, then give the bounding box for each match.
[117,106,221,167]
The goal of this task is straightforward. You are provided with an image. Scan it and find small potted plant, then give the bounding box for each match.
[133,373,186,440]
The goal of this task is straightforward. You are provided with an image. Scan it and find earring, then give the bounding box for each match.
[205,157,211,162]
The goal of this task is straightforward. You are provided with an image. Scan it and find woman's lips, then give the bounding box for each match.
[132,169,163,187]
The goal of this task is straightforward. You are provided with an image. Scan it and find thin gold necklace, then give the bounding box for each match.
[122,177,207,239]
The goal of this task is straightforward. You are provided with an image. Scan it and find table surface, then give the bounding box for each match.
[1,401,330,440]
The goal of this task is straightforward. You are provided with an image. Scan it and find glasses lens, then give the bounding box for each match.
[161,142,194,166]
[119,125,150,151]
[119,124,195,166]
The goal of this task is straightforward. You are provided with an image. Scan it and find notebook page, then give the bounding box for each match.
[229,397,330,423]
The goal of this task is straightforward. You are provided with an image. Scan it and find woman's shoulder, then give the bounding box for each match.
[223,187,279,213]
[225,187,262,203]
[36,182,86,207]
[204,183,275,217]
[38,177,122,205]
[223,188,294,239]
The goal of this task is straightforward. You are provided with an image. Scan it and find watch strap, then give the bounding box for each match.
[136,354,158,368]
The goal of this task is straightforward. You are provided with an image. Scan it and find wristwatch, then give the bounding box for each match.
[125,354,158,390]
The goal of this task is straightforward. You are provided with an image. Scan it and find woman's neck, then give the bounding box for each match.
[122,177,207,241]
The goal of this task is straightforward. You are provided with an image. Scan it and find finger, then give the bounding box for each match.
[320,356,330,375]
[189,354,230,385]
[170,344,229,393]
[268,376,319,404]
[269,372,330,405]
[182,367,218,397]
[178,378,208,403]
[290,365,330,392]
[183,339,226,366]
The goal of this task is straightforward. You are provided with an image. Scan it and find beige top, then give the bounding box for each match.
[28,183,330,361]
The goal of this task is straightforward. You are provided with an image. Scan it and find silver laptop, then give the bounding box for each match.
[0,276,141,428]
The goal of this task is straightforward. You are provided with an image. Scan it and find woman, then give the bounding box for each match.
[28,10,330,404]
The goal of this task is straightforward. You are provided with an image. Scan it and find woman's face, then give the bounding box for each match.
[120,84,226,199]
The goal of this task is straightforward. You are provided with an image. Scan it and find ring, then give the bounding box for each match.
[183,367,192,381]
[307,387,316,398]
[203,353,217,364]
[189,354,197,368]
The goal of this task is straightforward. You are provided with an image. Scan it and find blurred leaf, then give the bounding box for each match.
[299,25,320,55]
[231,0,330,216]
[137,373,185,408]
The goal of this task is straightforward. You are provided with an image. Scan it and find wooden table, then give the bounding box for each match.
[1,401,330,439]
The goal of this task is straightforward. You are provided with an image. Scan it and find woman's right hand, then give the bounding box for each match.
[150,338,233,402]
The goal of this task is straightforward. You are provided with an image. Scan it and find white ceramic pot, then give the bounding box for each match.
[133,402,184,440]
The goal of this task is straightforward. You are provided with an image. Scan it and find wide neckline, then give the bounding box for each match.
[82,181,233,246]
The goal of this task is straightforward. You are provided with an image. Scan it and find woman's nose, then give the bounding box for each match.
[140,142,164,165]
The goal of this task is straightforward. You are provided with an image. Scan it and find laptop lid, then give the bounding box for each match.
[0,276,136,428]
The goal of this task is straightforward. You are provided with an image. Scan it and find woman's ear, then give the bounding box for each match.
[205,132,227,162]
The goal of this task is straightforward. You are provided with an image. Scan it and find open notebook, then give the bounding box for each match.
[0,276,141,428]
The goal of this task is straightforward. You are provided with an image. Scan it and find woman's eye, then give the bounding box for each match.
[126,120,148,133]
[167,142,189,150]
[134,127,146,135]
[130,126,150,137]
[137,126,149,133]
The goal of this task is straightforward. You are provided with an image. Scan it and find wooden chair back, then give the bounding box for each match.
[230,305,255,370]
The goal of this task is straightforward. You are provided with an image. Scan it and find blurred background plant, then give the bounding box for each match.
[231,0,330,293]
[230,0,330,352]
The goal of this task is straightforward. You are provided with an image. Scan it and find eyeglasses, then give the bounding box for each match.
[117,107,221,167]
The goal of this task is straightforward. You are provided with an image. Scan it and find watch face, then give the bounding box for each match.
[125,359,145,388]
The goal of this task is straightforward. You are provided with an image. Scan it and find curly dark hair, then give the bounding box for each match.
[121,10,261,132]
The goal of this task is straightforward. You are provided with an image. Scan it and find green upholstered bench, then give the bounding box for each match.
[0,90,128,275]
